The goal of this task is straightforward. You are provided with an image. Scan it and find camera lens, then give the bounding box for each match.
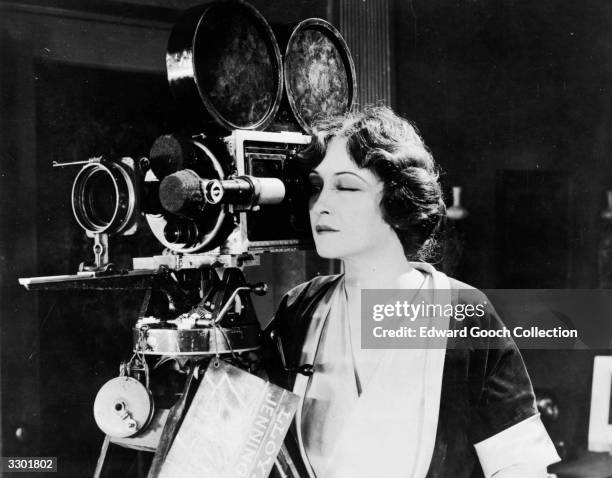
[71,161,136,234]
[83,170,117,227]
[163,219,197,245]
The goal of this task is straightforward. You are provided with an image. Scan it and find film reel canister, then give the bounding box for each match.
[93,376,154,438]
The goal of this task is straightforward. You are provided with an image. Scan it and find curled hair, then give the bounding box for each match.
[303,105,445,260]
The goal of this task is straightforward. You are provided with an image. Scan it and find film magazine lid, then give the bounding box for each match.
[282,18,357,133]
[166,0,283,133]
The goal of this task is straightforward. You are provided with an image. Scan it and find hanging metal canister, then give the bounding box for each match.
[166,1,283,134]
[276,18,357,133]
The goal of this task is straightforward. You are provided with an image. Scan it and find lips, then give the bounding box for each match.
[315,225,339,233]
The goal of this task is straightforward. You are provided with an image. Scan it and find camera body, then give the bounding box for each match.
[142,129,313,261]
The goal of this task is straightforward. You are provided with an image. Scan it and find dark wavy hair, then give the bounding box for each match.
[302,105,445,261]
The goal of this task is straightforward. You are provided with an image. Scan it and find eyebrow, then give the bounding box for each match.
[309,170,369,185]
[334,171,369,184]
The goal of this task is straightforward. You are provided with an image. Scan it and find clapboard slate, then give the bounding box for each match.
[158,360,299,478]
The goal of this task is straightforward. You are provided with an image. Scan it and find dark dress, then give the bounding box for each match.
[263,274,553,478]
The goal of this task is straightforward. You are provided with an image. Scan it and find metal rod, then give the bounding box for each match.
[52,157,101,168]
[213,286,251,325]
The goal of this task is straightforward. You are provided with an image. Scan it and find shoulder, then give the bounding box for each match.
[281,274,343,310]
[446,276,502,328]
[443,276,519,368]
[448,277,490,305]
[267,274,342,332]
[264,275,343,378]
[417,263,491,308]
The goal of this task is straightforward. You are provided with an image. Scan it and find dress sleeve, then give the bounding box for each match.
[474,414,560,478]
[465,293,561,477]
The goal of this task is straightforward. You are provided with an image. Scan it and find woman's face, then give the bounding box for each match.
[308,136,397,260]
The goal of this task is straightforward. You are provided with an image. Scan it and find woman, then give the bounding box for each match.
[264,106,559,478]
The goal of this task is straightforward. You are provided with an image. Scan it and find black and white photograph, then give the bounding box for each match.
[1,0,612,477]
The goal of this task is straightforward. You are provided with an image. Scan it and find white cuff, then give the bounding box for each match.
[474,414,561,478]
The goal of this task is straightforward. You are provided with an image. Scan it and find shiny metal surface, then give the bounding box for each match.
[71,159,136,235]
[93,376,154,438]
[133,324,261,356]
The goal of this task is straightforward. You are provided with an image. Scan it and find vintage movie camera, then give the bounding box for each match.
[19,0,356,475]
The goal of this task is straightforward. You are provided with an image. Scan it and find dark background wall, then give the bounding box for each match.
[394,0,612,457]
[395,0,612,289]
[1,0,611,474]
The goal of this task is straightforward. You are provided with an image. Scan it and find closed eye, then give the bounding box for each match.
[335,179,363,191]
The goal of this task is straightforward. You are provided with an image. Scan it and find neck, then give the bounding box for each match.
[342,241,421,290]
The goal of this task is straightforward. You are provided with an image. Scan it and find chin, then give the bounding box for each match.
[313,240,344,260]
[317,251,342,260]
[314,245,341,260]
